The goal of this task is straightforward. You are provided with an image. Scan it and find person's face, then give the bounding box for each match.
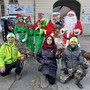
[69,41,77,48]
[27,22,32,25]
[68,14,74,17]
[7,37,15,43]
[19,18,24,23]
[47,37,52,45]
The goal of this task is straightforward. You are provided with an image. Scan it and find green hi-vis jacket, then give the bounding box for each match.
[0,42,21,68]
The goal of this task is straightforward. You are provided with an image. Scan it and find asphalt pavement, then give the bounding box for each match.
[0,35,90,90]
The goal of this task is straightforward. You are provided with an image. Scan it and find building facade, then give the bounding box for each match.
[0,0,90,34]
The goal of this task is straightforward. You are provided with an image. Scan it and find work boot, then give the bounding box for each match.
[75,82,83,89]
[15,74,21,80]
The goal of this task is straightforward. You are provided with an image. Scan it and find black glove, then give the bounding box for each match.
[81,63,89,69]
[64,69,69,75]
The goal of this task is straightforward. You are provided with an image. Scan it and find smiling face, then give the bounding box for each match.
[7,36,15,44]
[47,37,52,45]
[69,41,77,48]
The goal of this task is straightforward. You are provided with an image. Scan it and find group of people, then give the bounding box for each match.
[0,13,56,80]
[36,10,89,89]
[0,10,89,89]
[14,14,56,54]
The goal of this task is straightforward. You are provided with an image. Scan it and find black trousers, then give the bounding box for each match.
[45,75,56,85]
[0,60,23,76]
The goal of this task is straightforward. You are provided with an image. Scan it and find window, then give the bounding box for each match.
[9,0,18,4]
[1,5,4,16]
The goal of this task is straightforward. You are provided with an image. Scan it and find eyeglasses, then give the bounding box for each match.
[47,39,52,41]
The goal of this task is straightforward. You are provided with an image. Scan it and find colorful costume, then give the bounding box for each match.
[60,10,83,47]
[25,16,35,53]
[34,18,56,53]
[14,14,28,45]
[44,20,55,36]
[34,28,45,53]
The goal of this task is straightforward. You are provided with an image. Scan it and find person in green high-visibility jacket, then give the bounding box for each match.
[0,33,23,80]
[14,14,28,45]
[25,16,35,54]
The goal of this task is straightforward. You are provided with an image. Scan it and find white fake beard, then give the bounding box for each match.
[64,16,77,34]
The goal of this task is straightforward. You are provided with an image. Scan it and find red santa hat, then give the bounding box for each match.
[67,10,76,16]
[16,14,23,19]
[25,16,31,23]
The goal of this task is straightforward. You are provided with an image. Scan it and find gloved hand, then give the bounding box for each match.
[51,33,54,36]
[80,63,89,69]
[36,27,40,30]
[64,68,69,75]
[60,28,67,35]
[74,29,81,36]
[22,38,26,42]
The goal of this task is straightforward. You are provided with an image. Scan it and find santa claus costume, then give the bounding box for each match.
[60,10,83,47]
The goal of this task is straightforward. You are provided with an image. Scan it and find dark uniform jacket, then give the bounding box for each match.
[36,48,57,78]
[61,45,85,69]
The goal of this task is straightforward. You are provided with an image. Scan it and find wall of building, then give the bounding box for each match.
[18,0,33,4]
[2,0,90,35]
[78,0,90,35]
[35,0,56,20]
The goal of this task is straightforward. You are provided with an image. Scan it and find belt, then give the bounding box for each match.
[63,35,77,40]
[17,31,26,33]
[28,34,34,36]
[36,34,44,36]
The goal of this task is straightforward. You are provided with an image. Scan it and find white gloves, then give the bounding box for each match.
[22,34,28,42]
[60,28,67,35]
[74,29,81,36]
[51,33,54,36]
[22,38,26,42]
[36,27,40,30]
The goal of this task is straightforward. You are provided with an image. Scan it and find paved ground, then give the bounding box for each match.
[0,35,90,90]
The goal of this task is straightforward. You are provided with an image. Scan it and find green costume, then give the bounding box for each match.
[34,28,45,53]
[14,24,28,45]
[26,26,35,53]
[34,18,48,53]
